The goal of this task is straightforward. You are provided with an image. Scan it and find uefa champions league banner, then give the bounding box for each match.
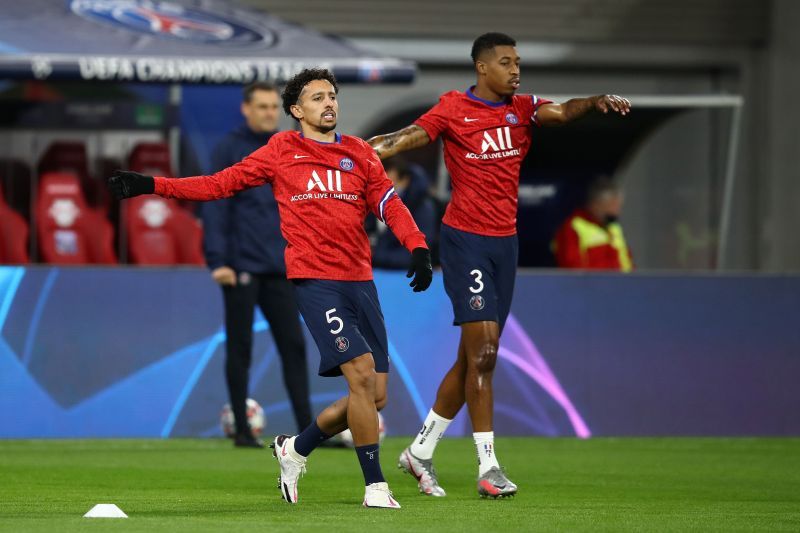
[0,1,415,84]
[0,266,798,439]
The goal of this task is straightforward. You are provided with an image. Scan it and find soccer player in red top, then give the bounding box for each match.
[108,68,433,509]
[368,32,631,498]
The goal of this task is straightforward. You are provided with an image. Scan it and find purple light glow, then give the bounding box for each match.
[500,314,592,438]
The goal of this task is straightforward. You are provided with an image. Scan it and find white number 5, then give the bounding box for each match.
[469,269,484,294]
[326,308,344,334]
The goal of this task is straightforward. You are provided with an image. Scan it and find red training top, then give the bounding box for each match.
[154,131,427,281]
[415,87,552,237]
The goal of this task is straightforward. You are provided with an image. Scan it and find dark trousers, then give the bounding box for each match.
[222,273,312,434]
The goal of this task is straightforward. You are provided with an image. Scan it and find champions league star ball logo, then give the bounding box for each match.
[70,0,275,47]
[469,295,485,311]
[339,158,355,171]
[505,113,519,125]
[335,336,350,352]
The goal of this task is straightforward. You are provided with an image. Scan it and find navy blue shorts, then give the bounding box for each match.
[293,279,389,377]
[439,224,519,331]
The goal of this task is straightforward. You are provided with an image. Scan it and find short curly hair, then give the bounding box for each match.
[281,68,339,121]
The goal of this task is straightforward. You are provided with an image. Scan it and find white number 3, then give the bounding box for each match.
[469,269,484,294]
[326,308,344,334]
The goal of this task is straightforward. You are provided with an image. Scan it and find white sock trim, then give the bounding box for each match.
[473,431,500,476]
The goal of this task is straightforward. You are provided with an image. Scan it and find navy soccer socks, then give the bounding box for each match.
[355,444,385,485]
[293,421,385,486]
[293,421,331,457]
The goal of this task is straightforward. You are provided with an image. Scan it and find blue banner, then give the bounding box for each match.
[1,267,798,438]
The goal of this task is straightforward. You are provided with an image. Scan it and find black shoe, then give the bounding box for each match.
[234,433,265,448]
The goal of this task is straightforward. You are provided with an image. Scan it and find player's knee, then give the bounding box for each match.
[346,359,377,394]
[469,340,498,374]
[351,372,376,396]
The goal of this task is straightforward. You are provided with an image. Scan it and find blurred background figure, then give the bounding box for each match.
[201,82,312,447]
[553,176,633,272]
[371,157,438,269]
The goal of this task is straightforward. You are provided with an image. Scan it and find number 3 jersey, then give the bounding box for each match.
[414,87,552,237]
[153,131,427,281]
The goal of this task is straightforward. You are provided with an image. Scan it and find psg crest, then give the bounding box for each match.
[70,0,275,47]
[335,336,350,352]
[469,295,485,311]
[339,157,355,171]
[505,113,519,125]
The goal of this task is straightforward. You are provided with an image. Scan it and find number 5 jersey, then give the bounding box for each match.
[154,131,428,281]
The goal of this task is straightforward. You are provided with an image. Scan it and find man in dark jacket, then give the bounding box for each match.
[202,82,312,447]
[371,158,437,269]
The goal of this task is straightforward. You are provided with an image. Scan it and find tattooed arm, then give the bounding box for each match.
[536,95,631,126]
[367,125,432,160]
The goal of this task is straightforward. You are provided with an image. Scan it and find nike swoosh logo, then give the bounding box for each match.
[464,117,479,122]
[294,155,309,159]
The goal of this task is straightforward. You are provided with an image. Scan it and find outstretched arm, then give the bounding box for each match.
[367,125,431,160]
[108,147,274,201]
[536,95,631,126]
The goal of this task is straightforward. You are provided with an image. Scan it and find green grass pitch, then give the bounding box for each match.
[1,437,798,531]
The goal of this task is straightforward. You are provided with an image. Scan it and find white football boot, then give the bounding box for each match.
[270,434,306,504]
[363,482,401,509]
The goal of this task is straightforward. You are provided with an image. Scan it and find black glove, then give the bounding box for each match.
[108,170,155,200]
[406,247,433,292]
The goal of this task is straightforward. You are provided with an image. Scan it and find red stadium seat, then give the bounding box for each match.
[38,141,108,209]
[38,141,89,182]
[36,172,89,264]
[36,172,117,265]
[124,195,204,265]
[128,142,197,214]
[0,183,30,264]
[128,142,173,176]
